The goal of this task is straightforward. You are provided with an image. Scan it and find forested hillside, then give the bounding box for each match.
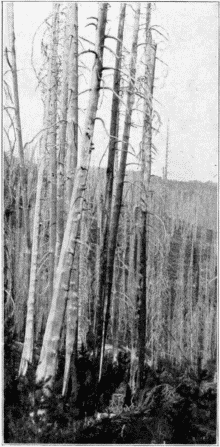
[4,2,217,444]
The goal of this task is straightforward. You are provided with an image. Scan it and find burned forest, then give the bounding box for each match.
[3,2,217,444]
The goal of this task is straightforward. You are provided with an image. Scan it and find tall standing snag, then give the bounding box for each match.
[62,2,79,398]
[19,140,46,376]
[6,3,31,287]
[56,5,70,265]
[48,3,59,303]
[19,4,60,376]
[36,3,108,393]
[137,3,156,390]
[96,2,141,382]
[95,1,126,377]
[66,2,78,202]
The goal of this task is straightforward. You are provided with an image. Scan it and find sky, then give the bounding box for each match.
[3,2,218,183]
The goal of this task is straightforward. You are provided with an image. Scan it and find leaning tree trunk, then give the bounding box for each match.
[36,3,108,394]
[137,4,156,391]
[7,3,31,290]
[19,5,61,375]
[96,2,140,382]
[19,137,46,376]
[48,3,59,304]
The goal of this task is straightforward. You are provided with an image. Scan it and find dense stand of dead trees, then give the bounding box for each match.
[4,2,217,404]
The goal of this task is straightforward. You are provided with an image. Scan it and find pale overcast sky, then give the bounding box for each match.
[4,2,218,183]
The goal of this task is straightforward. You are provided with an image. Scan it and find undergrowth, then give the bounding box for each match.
[4,341,217,444]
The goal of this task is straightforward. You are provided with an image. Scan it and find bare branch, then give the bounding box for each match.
[79,36,95,46]
[85,22,97,29]
[4,47,12,70]
[31,13,53,82]
[79,49,98,58]
[104,35,130,53]
[100,86,127,108]
[150,27,169,41]
[4,127,16,155]
[94,117,109,137]
[156,56,168,67]
[103,45,118,59]
[3,105,15,112]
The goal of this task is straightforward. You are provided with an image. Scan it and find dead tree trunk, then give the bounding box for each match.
[19,137,46,376]
[137,4,156,390]
[163,119,169,180]
[36,4,108,394]
[56,7,70,265]
[95,1,127,378]
[66,2,78,202]
[6,3,31,288]
[19,5,61,376]
[62,2,79,399]
[96,2,141,383]
[48,3,59,304]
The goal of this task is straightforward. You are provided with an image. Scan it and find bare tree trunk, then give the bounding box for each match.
[104,3,126,222]
[62,3,79,397]
[56,5,69,265]
[137,209,147,390]
[66,2,78,202]
[77,215,89,350]
[95,1,127,380]
[112,251,120,363]
[48,3,59,304]
[19,137,46,376]
[163,119,169,180]
[137,4,156,391]
[97,3,140,382]
[36,4,108,393]
[105,2,126,365]
[7,3,31,287]
[19,5,60,373]
[62,241,79,397]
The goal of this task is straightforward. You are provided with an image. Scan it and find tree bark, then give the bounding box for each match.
[19,137,46,376]
[163,120,169,180]
[48,3,59,304]
[95,1,127,380]
[62,2,79,398]
[19,4,60,373]
[104,3,126,222]
[7,3,31,286]
[136,3,156,391]
[36,3,108,393]
[97,2,140,382]
[66,2,78,202]
[56,5,69,265]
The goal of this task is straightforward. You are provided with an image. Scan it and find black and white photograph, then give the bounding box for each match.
[3,1,218,444]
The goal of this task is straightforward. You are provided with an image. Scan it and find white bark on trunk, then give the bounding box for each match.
[7,3,31,281]
[18,7,59,373]
[19,139,46,376]
[62,3,79,397]
[77,216,88,350]
[56,4,70,265]
[48,3,59,302]
[36,3,108,392]
[66,2,78,202]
